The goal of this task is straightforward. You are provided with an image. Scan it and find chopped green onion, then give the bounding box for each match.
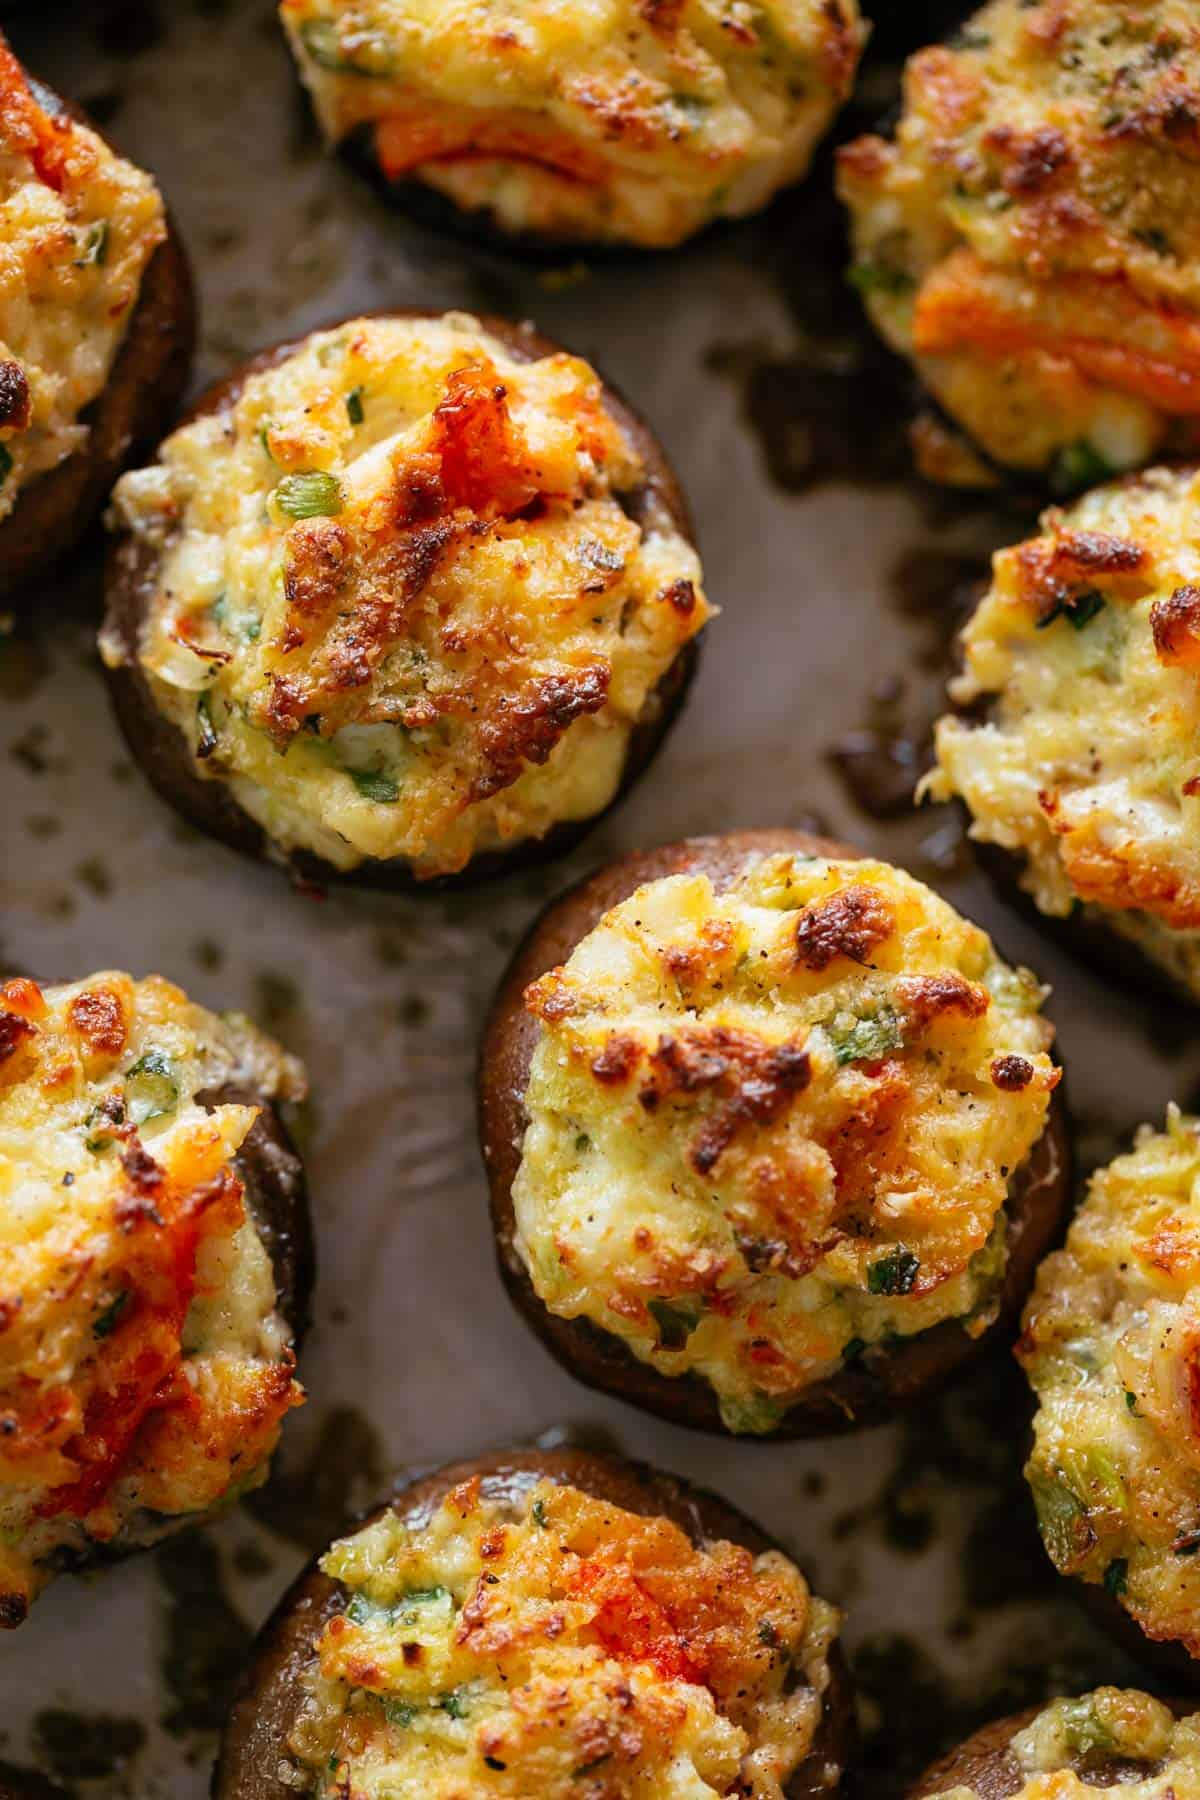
[75,221,108,267]
[350,769,400,804]
[531,1498,549,1528]
[438,1688,470,1720]
[867,1249,920,1296]
[1103,1556,1129,1598]
[383,1699,417,1729]
[1037,590,1106,631]
[299,19,392,74]
[648,1298,702,1350]
[829,1008,903,1067]
[274,471,344,520]
[124,1050,179,1127]
[93,1291,129,1339]
[346,387,365,425]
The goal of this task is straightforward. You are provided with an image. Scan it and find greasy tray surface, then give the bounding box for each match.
[0,4,1193,1798]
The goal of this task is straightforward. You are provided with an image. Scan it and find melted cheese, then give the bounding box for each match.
[105,312,709,878]
[925,465,1200,997]
[1020,1110,1200,1656]
[279,0,865,248]
[0,973,306,1624]
[930,1692,1200,1800]
[0,38,165,520]
[837,0,1200,481]
[512,852,1058,1433]
[288,1473,840,1800]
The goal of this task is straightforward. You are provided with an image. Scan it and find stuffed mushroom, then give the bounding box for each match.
[0,33,192,595]
[838,0,1200,489]
[479,828,1070,1438]
[911,1690,1200,1800]
[214,1444,852,1800]
[0,971,311,1626]
[101,310,708,886]
[924,464,1200,1002]
[279,0,867,251]
[1020,1109,1200,1677]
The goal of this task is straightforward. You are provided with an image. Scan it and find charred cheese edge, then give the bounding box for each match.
[512,852,1058,1433]
[278,0,866,248]
[105,312,709,879]
[287,1473,840,1800]
[925,465,1200,997]
[0,36,165,520]
[837,0,1200,484]
[1021,1109,1200,1657]
[929,1691,1200,1800]
[0,972,306,1625]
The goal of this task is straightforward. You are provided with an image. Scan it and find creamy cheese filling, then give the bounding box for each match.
[1020,1110,1200,1657]
[925,465,1200,996]
[0,973,306,1624]
[279,0,865,247]
[929,1692,1200,1800]
[0,39,165,519]
[106,312,709,877]
[288,1473,840,1800]
[837,0,1200,481]
[512,852,1058,1433]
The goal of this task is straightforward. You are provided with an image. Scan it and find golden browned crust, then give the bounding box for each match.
[477,828,1073,1438]
[101,310,700,890]
[0,83,194,602]
[212,1444,855,1800]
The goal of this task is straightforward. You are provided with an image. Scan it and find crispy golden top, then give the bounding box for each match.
[0,973,305,1624]
[513,852,1058,1432]
[839,0,1200,478]
[280,0,865,246]
[1021,1111,1200,1658]
[290,1474,839,1800]
[108,313,709,876]
[927,465,1200,987]
[0,35,165,517]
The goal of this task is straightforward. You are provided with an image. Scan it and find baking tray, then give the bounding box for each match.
[1,3,1194,1795]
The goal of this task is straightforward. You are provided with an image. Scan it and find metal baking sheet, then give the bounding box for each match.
[1,4,1193,1795]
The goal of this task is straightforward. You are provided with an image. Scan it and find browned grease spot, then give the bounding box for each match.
[155,1532,253,1736]
[31,1710,145,1783]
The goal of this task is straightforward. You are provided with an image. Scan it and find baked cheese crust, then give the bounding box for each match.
[512,851,1058,1433]
[0,35,165,520]
[279,0,865,247]
[105,313,709,878]
[0,973,305,1624]
[289,1473,840,1800]
[838,0,1200,484]
[1022,1110,1200,1657]
[926,465,1200,997]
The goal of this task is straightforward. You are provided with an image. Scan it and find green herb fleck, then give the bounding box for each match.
[75,221,108,267]
[438,1688,470,1720]
[867,1249,920,1296]
[350,768,400,804]
[94,1291,129,1339]
[124,1051,179,1127]
[758,1620,779,1646]
[531,1499,549,1528]
[274,471,344,520]
[829,1008,903,1067]
[1051,441,1114,495]
[1125,1389,1139,1414]
[346,387,365,425]
[1037,589,1106,631]
[1059,1697,1117,1757]
[383,1699,417,1729]
[648,1298,702,1350]
[848,261,914,297]
[842,1336,867,1364]
[1103,1556,1128,1598]
[197,693,219,759]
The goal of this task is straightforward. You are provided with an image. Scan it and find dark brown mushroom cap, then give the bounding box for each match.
[213,1443,855,1800]
[478,827,1072,1437]
[909,1699,1200,1799]
[102,309,702,891]
[0,80,194,601]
